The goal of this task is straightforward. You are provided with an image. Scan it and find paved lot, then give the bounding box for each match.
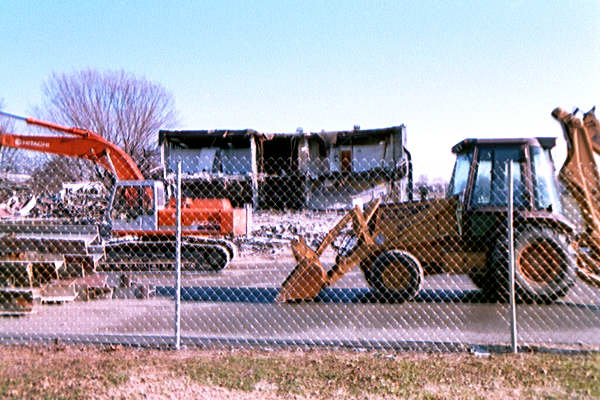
[0,256,599,351]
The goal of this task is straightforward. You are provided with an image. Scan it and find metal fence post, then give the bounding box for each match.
[245,203,253,238]
[174,161,182,350]
[507,161,518,354]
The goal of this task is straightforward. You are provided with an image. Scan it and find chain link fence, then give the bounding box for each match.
[0,152,598,353]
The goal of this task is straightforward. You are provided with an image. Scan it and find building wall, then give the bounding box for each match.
[161,126,410,210]
[166,147,253,176]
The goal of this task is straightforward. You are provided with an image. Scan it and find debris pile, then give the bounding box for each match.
[235,209,347,257]
[38,182,108,223]
[0,181,36,217]
[0,180,108,223]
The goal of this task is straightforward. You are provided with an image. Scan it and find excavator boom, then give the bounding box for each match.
[0,111,144,181]
[0,132,144,181]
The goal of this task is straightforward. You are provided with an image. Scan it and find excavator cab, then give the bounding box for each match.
[109,181,165,231]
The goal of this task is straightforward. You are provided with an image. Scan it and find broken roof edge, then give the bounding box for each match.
[158,124,407,146]
[312,124,406,136]
[158,129,262,145]
[311,124,406,145]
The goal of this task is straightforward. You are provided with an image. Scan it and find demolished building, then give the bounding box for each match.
[159,125,412,210]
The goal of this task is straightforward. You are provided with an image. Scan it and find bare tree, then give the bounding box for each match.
[34,69,178,182]
[0,99,20,175]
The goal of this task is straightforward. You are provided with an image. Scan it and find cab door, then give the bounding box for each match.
[468,145,529,210]
[110,183,158,232]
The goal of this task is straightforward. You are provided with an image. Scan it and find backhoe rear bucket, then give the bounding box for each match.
[276,237,327,302]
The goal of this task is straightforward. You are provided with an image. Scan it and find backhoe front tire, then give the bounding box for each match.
[467,269,489,290]
[365,251,423,302]
[492,226,576,303]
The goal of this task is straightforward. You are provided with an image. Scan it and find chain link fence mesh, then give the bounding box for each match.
[0,151,598,352]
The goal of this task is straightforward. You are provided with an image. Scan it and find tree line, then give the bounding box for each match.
[0,69,178,193]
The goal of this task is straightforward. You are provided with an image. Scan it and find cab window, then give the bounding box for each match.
[111,186,155,220]
[471,146,526,207]
[447,153,472,197]
[531,146,561,212]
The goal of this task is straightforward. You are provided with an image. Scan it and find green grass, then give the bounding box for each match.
[0,345,597,399]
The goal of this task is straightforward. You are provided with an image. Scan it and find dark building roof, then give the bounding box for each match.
[158,129,259,148]
[160,125,406,149]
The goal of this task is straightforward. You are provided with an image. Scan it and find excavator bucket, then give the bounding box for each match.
[277,237,327,302]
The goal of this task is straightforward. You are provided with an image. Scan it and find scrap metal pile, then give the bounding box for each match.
[0,180,36,218]
[39,182,108,222]
[0,181,113,315]
[0,220,109,315]
[0,179,108,223]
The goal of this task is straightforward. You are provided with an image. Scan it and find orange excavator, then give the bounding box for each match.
[278,107,600,303]
[0,111,245,271]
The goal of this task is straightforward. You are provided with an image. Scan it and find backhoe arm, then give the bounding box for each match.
[552,107,600,287]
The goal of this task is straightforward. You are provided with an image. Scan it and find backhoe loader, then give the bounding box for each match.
[278,107,600,303]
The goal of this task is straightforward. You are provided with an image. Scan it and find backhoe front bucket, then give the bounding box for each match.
[277,200,382,302]
[576,251,600,289]
[276,237,327,302]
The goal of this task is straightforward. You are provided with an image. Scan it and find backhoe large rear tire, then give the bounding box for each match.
[492,226,576,303]
[365,251,423,303]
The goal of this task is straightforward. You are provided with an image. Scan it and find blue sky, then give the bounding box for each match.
[1,1,598,179]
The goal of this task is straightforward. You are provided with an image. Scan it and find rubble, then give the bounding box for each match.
[0,176,352,259]
[235,209,348,257]
[0,179,35,217]
[0,179,108,223]
[37,182,108,223]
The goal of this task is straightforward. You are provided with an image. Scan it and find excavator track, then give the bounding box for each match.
[98,237,235,272]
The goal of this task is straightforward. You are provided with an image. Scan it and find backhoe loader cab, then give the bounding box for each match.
[356,137,577,303]
[448,137,563,215]
[419,137,576,302]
